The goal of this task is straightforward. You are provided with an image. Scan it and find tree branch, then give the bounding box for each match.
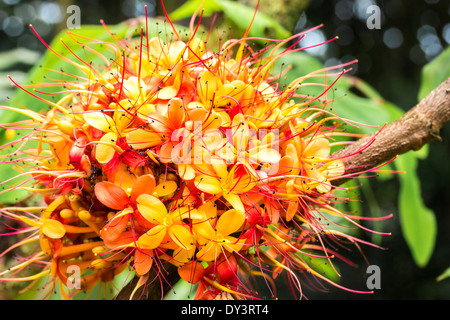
[332,77,450,185]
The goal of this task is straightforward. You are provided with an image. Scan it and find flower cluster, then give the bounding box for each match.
[0,10,385,300]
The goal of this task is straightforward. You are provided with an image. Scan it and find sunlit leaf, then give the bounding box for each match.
[418,46,450,101]
[170,0,291,39]
[437,267,450,282]
[396,152,437,267]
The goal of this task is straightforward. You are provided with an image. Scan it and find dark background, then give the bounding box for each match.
[0,0,449,299]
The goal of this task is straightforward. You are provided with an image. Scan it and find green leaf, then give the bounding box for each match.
[164,279,196,300]
[395,152,436,267]
[297,251,341,284]
[437,267,450,282]
[217,0,291,39]
[274,50,404,135]
[170,0,291,39]
[170,0,222,21]
[0,48,41,70]
[418,45,450,101]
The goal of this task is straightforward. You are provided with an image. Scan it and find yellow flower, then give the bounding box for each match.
[194,163,255,212]
[194,209,247,262]
[136,195,203,250]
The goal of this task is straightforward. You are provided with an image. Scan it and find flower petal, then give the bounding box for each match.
[83,111,116,132]
[178,163,196,180]
[96,132,119,164]
[168,224,195,250]
[41,219,66,239]
[101,211,130,243]
[232,113,249,153]
[172,207,204,222]
[158,86,178,100]
[196,241,220,262]
[256,147,281,164]
[133,249,153,276]
[167,97,185,128]
[172,246,195,267]
[177,261,205,284]
[95,181,129,210]
[154,180,178,197]
[322,159,345,178]
[193,219,216,241]
[136,194,167,223]
[223,192,245,213]
[194,174,223,195]
[138,224,167,249]
[223,236,246,254]
[216,209,245,236]
[126,128,163,149]
[304,138,330,158]
[130,174,156,203]
[197,70,218,106]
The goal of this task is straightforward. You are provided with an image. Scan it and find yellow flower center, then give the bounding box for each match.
[216,233,225,243]
[163,215,173,227]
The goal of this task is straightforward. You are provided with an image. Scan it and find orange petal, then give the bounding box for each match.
[110,161,137,192]
[216,209,245,236]
[197,70,218,106]
[148,113,171,134]
[130,173,156,203]
[171,207,204,222]
[322,159,345,178]
[149,37,166,60]
[232,113,249,152]
[95,181,129,210]
[178,262,205,284]
[193,218,216,241]
[101,213,129,243]
[134,249,153,276]
[223,236,246,254]
[126,128,163,149]
[122,76,145,101]
[256,147,281,164]
[167,97,185,128]
[196,241,219,262]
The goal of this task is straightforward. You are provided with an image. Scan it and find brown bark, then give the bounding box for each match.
[332,77,450,185]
